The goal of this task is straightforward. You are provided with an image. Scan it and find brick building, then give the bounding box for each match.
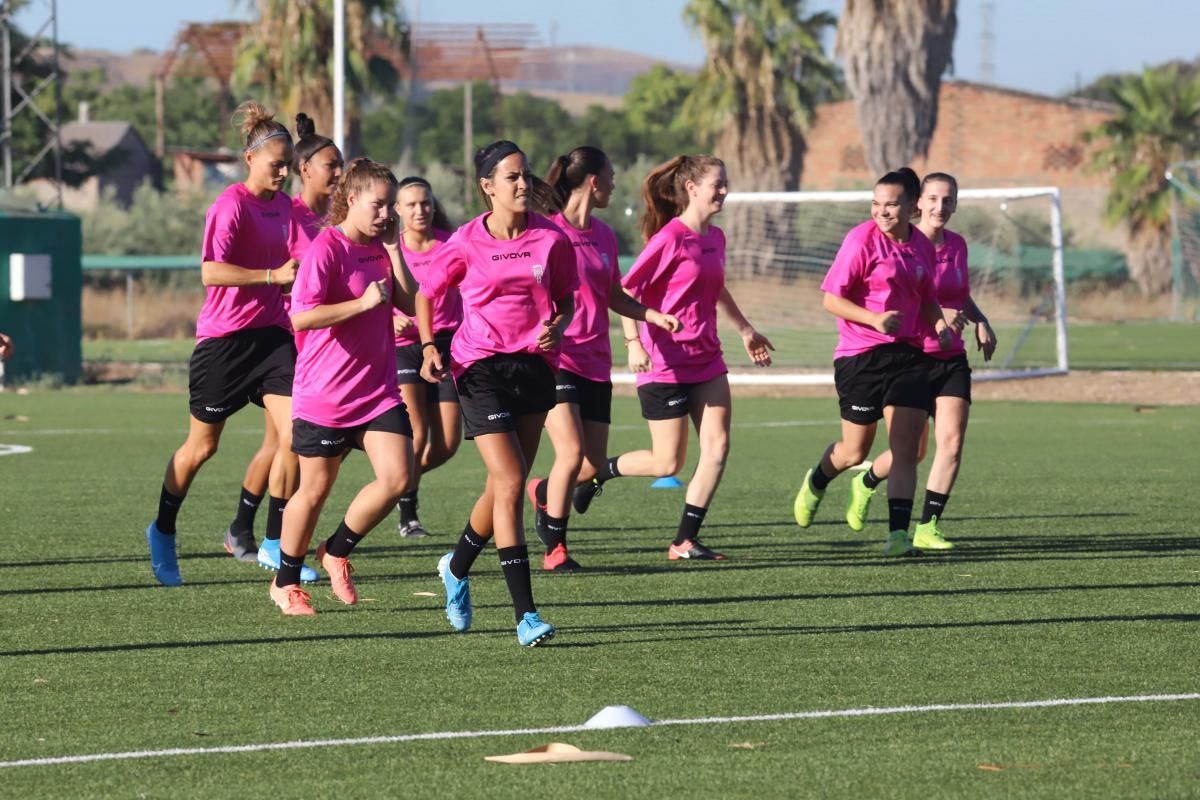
[802,80,1119,246]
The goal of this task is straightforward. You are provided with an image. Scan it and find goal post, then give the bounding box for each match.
[613,186,1069,386]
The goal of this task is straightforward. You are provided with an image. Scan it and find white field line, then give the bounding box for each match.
[2,693,1195,770]
[0,444,32,456]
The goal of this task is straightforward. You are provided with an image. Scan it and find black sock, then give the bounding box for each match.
[277,549,306,588]
[230,487,263,536]
[156,484,184,535]
[595,456,622,484]
[448,523,487,579]
[324,520,364,558]
[264,496,286,541]
[921,491,950,524]
[497,545,536,621]
[809,462,834,492]
[397,491,418,525]
[862,466,883,490]
[673,503,708,546]
[534,478,548,506]
[888,499,914,532]
[542,514,567,551]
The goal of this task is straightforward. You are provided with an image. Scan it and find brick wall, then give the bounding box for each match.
[802,81,1122,246]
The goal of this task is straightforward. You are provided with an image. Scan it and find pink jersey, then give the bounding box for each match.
[290,226,402,428]
[821,220,938,360]
[920,229,969,359]
[394,229,460,346]
[195,183,292,340]
[622,217,727,385]
[419,212,578,378]
[552,212,622,382]
[289,195,325,260]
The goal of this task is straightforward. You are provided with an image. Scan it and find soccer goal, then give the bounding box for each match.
[629,186,1068,386]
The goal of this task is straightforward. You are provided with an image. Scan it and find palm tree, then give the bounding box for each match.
[1088,66,1200,296]
[836,0,957,175]
[233,0,407,156]
[683,0,839,191]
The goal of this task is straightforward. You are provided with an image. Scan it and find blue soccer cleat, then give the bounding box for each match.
[256,538,320,583]
[516,611,556,647]
[438,552,473,632]
[146,521,183,586]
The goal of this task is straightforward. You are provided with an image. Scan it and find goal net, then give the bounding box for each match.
[703,187,1070,384]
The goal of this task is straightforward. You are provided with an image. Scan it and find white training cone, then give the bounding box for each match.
[584,705,652,729]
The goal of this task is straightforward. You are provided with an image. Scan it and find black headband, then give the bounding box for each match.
[398,176,432,190]
[302,137,336,161]
[476,142,522,179]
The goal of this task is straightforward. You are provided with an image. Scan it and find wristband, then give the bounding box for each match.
[421,342,438,351]
[624,337,640,345]
[266,269,272,286]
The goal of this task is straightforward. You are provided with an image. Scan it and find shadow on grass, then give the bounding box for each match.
[0,629,451,658]
[547,612,1200,649]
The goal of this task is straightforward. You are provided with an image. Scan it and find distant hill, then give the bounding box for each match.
[60,43,695,113]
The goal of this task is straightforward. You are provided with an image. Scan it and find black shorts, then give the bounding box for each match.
[637,381,703,421]
[555,369,613,424]
[396,331,459,404]
[189,326,295,424]
[833,343,930,425]
[292,404,413,458]
[926,353,972,411]
[455,354,556,439]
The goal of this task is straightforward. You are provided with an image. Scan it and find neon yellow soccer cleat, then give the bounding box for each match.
[845,472,877,532]
[794,469,824,528]
[912,517,955,550]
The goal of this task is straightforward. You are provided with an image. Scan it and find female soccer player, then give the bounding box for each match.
[269,158,419,616]
[227,113,342,580]
[391,176,462,538]
[146,101,298,586]
[419,140,576,646]
[578,154,774,561]
[525,146,680,571]
[844,172,997,549]
[792,167,955,557]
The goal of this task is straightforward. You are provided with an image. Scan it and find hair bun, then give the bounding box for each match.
[295,113,315,138]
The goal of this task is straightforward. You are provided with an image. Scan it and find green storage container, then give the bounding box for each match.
[0,208,83,384]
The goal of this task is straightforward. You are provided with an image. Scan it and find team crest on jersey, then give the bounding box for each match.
[531,264,545,285]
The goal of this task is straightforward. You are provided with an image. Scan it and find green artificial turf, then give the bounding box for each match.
[0,390,1196,798]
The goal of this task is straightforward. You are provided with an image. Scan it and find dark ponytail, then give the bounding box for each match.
[876,167,920,204]
[544,145,609,209]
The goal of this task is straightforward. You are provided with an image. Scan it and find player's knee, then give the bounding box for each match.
[652,453,683,477]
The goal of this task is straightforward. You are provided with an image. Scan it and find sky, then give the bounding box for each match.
[16,0,1200,97]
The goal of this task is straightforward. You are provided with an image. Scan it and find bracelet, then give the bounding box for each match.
[421,341,438,351]
[624,337,640,345]
[266,269,272,286]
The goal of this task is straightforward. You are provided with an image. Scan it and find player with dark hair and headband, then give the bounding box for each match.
[793,167,956,557]
[418,140,577,647]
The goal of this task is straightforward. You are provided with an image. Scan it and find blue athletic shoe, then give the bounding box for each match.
[437,552,472,632]
[146,521,183,586]
[256,538,320,583]
[516,611,556,647]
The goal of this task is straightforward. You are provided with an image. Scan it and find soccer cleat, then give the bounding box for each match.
[269,578,316,616]
[316,541,357,605]
[223,527,259,563]
[437,552,472,632]
[882,529,912,557]
[793,469,825,528]
[845,472,877,532]
[516,611,556,647]
[571,478,603,515]
[146,521,183,586]
[912,517,955,550]
[256,538,320,583]
[543,542,582,572]
[398,519,430,538]
[668,539,727,561]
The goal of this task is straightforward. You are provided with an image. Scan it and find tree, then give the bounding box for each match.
[1087,66,1200,295]
[684,0,838,191]
[233,0,407,156]
[836,0,956,175]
